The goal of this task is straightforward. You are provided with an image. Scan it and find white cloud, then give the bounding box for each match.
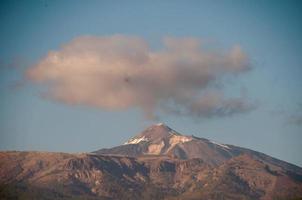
[27,35,255,119]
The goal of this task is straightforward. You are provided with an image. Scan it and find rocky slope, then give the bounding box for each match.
[95,123,302,172]
[1,124,302,200]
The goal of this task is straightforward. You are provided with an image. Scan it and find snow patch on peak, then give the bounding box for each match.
[170,135,192,145]
[164,135,192,153]
[156,123,164,126]
[124,136,148,145]
[210,140,231,149]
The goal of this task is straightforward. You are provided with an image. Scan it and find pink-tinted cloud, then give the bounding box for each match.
[27,35,255,119]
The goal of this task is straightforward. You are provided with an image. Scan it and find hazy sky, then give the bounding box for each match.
[1,0,302,166]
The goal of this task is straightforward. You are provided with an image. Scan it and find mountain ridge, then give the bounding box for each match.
[1,123,302,200]
[94,123,302,172]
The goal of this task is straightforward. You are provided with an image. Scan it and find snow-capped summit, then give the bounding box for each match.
[123,123,181,145]
[95,123,239,164]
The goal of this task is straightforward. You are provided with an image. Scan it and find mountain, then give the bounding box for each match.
[95,123,302,171]
[94,123,237,165]
[1,124,302,200]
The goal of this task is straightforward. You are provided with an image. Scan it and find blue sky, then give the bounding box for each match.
[0,0,302,166]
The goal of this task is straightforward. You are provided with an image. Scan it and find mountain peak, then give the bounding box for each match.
[123,123,181,145]
[144,123,181,136]
[152,122,171,130]
[97,124,235,161]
